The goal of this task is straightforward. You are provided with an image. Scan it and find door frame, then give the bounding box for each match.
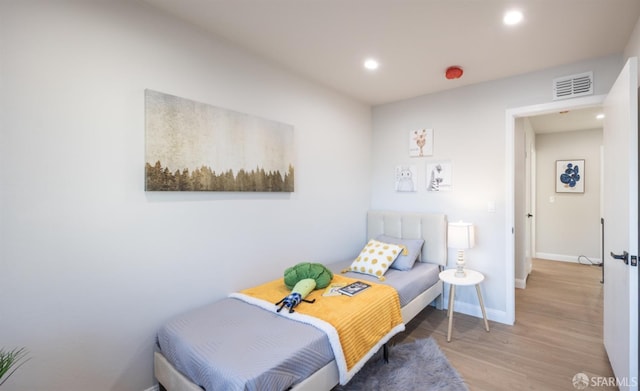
[504,94,606,324]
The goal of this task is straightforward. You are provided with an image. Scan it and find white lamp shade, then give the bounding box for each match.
[448,222,475,249]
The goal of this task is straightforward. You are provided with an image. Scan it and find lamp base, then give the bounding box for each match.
[455,249,466,278]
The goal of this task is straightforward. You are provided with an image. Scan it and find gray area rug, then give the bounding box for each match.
[333,338,469,391]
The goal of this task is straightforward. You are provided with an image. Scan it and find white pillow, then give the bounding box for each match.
[343,239,403,280]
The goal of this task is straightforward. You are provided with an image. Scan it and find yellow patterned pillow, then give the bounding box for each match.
[342,239,403,281]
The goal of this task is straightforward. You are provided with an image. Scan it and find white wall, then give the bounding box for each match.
[535,129,603,262]
[371,54,623,323]
[0,1,371,391]
[624,15,640,85]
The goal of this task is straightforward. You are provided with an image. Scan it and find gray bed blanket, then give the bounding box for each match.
[157,297,334,391]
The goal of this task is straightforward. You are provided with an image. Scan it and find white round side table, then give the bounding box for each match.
[438,268,490,342]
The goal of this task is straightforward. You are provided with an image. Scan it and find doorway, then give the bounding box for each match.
[517,106,605,289]
[504,94,606,325]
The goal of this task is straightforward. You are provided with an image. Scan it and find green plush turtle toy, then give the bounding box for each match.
[275,262,333,313]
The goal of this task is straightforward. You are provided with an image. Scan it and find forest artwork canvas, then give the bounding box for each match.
[145,90,294,192]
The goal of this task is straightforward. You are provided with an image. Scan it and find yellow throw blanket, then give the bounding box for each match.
[229,274,405,385]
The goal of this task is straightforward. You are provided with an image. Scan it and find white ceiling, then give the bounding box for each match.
[144,0,640,106]
[528,106,604,134]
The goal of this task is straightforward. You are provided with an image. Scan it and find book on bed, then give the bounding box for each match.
[338,281,371,296]
[323,283,347,296]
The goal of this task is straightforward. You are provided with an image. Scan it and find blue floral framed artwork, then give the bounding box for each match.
[556,159,584,193]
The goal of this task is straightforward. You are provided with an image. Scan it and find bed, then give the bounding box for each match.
[154,210,448,391]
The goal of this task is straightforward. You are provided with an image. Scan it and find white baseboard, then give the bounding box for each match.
[535,252,601,264]
[441,297,511,325]
[143,386,159,391]
[515,278,526,289]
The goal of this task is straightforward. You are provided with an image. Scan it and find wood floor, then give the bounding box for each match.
[392,259,615,390]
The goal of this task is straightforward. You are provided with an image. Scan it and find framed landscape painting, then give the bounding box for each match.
[145,90,294,192]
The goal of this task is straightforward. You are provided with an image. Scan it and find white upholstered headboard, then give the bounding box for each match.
[366,210,448,267]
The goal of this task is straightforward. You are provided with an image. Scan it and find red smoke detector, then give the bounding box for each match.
[445,66,464,80]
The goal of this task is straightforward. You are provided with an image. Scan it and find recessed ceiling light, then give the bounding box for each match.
[596,113,605,120]
[364,58,379,70]
[503,10,523,25]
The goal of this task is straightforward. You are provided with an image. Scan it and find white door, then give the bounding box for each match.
[603,57,638,389]
[524,134,534,276]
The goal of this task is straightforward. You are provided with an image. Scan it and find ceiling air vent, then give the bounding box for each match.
[552,72,593,100]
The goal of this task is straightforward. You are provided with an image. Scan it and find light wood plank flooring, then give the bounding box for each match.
[392,259,615,390]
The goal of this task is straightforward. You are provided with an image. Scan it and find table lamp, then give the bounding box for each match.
[448,221,475,277]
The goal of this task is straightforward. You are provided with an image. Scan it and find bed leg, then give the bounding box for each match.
[436,293,444,310]
[383,343,389,363]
